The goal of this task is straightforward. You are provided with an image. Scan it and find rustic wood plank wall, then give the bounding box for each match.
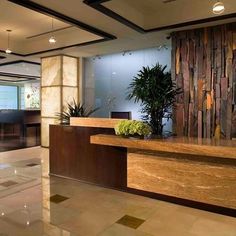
[172,23,236,139]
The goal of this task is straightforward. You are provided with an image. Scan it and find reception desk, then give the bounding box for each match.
[49,118,127,189]
[90,134,236,215]
[49,118,236,216]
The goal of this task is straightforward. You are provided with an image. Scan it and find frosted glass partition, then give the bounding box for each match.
[24,82,40,109]
[84,47,172,132]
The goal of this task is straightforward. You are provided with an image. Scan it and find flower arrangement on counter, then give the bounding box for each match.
[115,120,152,138]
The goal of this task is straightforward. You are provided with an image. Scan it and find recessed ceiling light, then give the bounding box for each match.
[213,1,225,14]
[49,36,56,44]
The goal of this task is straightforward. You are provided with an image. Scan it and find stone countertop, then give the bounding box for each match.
[90,134,236,159]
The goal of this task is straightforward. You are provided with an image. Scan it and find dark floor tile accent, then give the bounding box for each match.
[116,215,145,229]
[0,180,18,187]
[50,194,69,204]
[26,163,39,167]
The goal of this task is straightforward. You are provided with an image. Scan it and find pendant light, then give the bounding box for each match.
[213,1,225,14]
[49,18,56,44]
[5,30,12,54]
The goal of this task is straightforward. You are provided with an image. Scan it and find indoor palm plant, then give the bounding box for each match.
[127,64,180,136]
[56,99,98,124]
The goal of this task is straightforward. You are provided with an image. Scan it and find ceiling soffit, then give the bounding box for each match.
[84,0,236,33]
[0,0,116,57]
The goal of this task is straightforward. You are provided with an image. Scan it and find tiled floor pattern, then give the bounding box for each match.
[50,194,69,204]
[116,215,145,229]
[0,147,235,235]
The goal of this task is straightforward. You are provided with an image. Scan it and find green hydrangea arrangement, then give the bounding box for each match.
[115,120,152,138]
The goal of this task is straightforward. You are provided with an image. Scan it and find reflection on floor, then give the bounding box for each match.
[0,147,235,236]
[0,134,40,152]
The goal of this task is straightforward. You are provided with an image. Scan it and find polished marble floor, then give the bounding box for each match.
[0,147,235,236]
[0,132,40,152]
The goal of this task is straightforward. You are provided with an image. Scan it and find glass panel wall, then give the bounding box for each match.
[84,46,172,132]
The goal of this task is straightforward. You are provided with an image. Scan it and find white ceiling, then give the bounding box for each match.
[0,62,40,76]
[0,0,68,40]
[0,0,102,57]
[0,0,235,64]
[104,0,236,29]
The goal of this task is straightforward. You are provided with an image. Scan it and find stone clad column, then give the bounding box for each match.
[41,55,79,147]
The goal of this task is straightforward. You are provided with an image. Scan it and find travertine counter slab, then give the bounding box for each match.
[90,134,236,159]
[128,151,236,210]
[70,118,125,128]
[91,134,236,210]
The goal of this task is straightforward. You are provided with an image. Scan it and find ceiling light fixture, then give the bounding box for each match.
[49,36,56,44]
[213,1,225,14]
[5,30,12,54]
[122,50,132,56]
[49,18,56,44]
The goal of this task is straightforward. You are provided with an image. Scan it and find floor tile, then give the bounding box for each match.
[116,215,145,229]
[0,147,235,236]
[26,163,39,167]
[59,204,124,236]
[138,206,198,236]
[190,218,236,236]
[50,194,69,204]
[0,180,18,187]
[99,223,153,236]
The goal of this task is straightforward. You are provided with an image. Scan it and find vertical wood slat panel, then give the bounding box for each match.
[172,23,236,139]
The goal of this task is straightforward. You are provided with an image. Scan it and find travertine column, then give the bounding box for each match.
[41,55,79,147]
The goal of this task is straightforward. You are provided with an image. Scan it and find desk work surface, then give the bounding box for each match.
[90,134,236,159]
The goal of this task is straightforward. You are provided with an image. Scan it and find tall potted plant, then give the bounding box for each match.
[127,64,180,136]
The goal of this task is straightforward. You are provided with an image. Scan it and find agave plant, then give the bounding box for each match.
[56,99,98,124]
[127,64,181,136]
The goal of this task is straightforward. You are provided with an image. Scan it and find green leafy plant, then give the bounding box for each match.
[115,120,152,138]
[56,99,98,124]
[127,63,180,136]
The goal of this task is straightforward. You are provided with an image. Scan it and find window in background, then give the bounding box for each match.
[20,86,25,109]
[0,85,18,109]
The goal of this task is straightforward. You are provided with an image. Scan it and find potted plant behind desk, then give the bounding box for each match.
[127,63,180,137]
[56,99,98,125]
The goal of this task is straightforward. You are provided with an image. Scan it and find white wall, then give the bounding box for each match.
[84,46,172,131]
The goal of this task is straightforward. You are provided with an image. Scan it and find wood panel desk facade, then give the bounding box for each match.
[91,134,236,215]
[49,118,127,189]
